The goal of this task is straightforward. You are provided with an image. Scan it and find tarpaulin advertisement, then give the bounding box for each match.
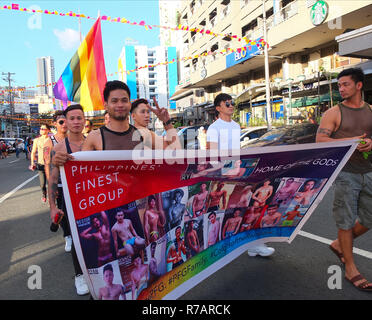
[60,141,357,300]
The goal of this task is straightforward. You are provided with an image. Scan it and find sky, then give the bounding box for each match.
[0,0,161,89]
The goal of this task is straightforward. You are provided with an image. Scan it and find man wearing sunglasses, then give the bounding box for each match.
[43,111,71,252]
[206,93,275,257]
[30,123,51,203]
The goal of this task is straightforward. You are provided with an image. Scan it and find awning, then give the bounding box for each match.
[336,25,372,59]
[170,88,194,100]
[236,83,266,103]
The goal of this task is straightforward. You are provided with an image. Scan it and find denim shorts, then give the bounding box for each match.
[333,171,372,230]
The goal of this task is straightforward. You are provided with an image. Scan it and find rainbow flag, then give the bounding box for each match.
[53,17,107,112]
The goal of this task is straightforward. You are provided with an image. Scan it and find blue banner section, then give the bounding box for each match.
[167,47,178,103]
[125,46,137,100]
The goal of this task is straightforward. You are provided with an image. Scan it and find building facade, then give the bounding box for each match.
[118,45,178,128]
[172,0,372,126]
[36,56,55,97]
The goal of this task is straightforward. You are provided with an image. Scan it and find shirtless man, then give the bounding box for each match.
[294,179,326,206]
[234,185,253,208]
[130,254,148,300]
[272,178,299,206]
[98,264,126,300]
[169,189,186,229]
[166,226,186,269]
[240,207,260,232]
[81,211,113,266]
[186,220,200,257]
[207,212,220,247]
[206,182,227,212]
[190,161,224,178]
[260,205,282,228]
[148,242,160,285]
[192,183,208,217]
[282,205,303,226]
[144,195,166,243]
[252,179,273,207]
[222,208,242,239]
[111,210,145,257]
[222,160,246,178]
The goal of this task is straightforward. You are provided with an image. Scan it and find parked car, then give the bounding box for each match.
[177,125,209,149]
[241,123,319,148]
[240,126,270,148]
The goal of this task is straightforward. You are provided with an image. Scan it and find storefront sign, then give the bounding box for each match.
[310,0,329,26]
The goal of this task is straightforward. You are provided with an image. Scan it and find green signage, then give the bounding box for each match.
[310,0,329,26]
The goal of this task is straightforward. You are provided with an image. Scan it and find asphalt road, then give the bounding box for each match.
[0,153,371,300]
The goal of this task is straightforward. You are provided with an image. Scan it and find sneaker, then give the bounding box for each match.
[65,236,72,252]
[75,274,89,296]
[247,244,275,257]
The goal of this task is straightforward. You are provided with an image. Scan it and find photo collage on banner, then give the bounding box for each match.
[74,158,328,299]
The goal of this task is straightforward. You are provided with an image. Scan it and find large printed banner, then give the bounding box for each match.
[60,141,357,300]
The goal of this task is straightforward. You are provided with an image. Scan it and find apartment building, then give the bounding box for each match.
[172,0,372,126]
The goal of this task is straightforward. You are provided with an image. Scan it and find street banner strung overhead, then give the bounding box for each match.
[53,17,107,112]
[60,141,356,300]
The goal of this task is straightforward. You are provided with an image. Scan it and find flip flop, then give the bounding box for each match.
[345,274,372,292]
[329,244,344,264]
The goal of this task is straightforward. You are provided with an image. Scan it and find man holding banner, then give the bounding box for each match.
[206,93,275,257]
[316,67,372,292]
[48,104,89,296]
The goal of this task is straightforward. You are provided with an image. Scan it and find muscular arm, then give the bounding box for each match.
[48,148,64,222]
[316,106,365,143]
[112,227,119,255]
[30,138,38,167]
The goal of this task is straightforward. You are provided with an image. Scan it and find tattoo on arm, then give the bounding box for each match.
[317,127,332,137]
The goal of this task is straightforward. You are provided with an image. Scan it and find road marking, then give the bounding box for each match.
[0,174,38,204]
[299,230,372,260]
[8,159,20,164]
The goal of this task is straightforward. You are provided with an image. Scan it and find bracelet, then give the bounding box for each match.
[163,119,172,126]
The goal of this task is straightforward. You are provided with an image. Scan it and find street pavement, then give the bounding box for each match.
[0,153,371,300]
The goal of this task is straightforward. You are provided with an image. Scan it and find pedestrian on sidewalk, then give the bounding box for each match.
[30,124,50,203]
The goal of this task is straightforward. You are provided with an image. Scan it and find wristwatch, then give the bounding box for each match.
[163,119,172,126]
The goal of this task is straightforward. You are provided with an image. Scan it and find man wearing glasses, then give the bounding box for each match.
[43,111,71,252]
[30,123,51,203]
[206,93,275,257]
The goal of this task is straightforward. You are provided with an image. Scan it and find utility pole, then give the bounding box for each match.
[262,0,272,130]
[2,72,15,137]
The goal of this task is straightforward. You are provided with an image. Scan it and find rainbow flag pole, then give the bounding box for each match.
[53,17,107,115]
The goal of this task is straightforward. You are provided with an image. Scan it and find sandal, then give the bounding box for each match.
[329,244,344,264]
[345,274,372,292]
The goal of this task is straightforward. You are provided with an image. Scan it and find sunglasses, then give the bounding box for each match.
[225,101,235,107]
[57,119,65,125]
[40,128,48,131]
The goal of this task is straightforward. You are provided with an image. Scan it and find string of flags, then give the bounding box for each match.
[1,3,268,47]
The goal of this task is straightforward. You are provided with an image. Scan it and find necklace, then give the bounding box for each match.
[69,140,84,151]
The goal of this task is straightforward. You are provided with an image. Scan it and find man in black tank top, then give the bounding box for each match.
[316,68,372,291]
[43,111,72,252]
[49,104,89,296]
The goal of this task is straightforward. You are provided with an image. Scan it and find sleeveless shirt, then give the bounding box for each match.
[100,125,144,151]
[331,102,372,173]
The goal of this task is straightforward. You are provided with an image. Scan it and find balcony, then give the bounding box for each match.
[266,0,299,30]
